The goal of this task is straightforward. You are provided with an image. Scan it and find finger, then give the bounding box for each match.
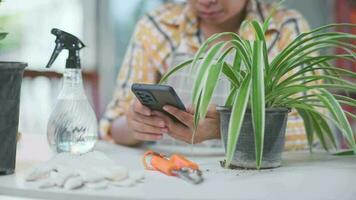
[152,110,168,118]
[131,120,168,134]
[133,113,166,128]
[169,120,204,144]
[164,120,194,143]
[167,129,194,144]
[133,98,151,116]
[153,111,189,135]
[133,131,163,141]
[206,104,218,117]
[152,111,174,128]
[154,110,202,144]
[152,111,193,143]
[163,105,194,127]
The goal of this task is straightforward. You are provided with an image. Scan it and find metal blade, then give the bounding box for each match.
[175,169,204,184]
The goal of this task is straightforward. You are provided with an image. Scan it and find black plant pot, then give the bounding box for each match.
[0,62,27,175]
[217,106,289,169]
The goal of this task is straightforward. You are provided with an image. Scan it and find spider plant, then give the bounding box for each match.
[160,19,356,169]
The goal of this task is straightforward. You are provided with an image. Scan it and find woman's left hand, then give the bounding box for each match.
[152,104,221,144]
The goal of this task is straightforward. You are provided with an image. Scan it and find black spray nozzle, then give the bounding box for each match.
[46,28,85,69]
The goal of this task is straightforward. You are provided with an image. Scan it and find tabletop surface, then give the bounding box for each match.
[0,133,355,200]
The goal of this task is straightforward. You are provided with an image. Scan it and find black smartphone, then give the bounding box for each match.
[131,83,186,123]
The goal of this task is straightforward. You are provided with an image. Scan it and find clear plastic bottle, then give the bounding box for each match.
[47,69,97,154]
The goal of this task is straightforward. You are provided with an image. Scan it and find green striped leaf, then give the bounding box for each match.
[159,59,194,84]
[222,62,243,86]
[192,41,226,107]
[315,112,337,149]
[225,75,251,168]
[317,89,356,153]
[224,86,237,107]
[199,62,223,120]
[251,41,266,168]
[297,109,315,152]
[251,20,265,41]
[309,112,330,151]
[333,150,355,156]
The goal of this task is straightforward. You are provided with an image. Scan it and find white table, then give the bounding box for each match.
[0,133,356,200]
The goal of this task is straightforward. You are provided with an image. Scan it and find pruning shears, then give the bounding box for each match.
[143,150,204,184]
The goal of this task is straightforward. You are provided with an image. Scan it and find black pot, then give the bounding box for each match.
[0,62,27,175]
[217,106,289,169]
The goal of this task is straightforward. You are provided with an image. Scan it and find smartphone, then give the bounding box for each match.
[131,83,186,123]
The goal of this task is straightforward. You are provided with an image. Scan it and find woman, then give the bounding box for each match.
[100,0,310,150]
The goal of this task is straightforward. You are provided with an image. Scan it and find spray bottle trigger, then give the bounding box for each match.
[46,43,63,68]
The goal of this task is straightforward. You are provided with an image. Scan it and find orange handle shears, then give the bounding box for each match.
[143,150,203,184]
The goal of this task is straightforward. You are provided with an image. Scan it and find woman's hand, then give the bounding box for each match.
[153,104,221,144]
[126,99,168,141]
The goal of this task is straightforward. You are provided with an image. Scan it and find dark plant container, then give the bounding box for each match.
[0,62,27,175]
[217,106,289,169]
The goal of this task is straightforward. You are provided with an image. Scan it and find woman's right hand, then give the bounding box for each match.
[126,99,168,141]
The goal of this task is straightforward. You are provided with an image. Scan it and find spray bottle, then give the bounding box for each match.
[46,28,97,154]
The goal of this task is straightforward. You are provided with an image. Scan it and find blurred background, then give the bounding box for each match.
[0,0,354,147]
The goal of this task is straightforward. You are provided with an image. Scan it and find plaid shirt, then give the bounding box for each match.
[100,0,312,150]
